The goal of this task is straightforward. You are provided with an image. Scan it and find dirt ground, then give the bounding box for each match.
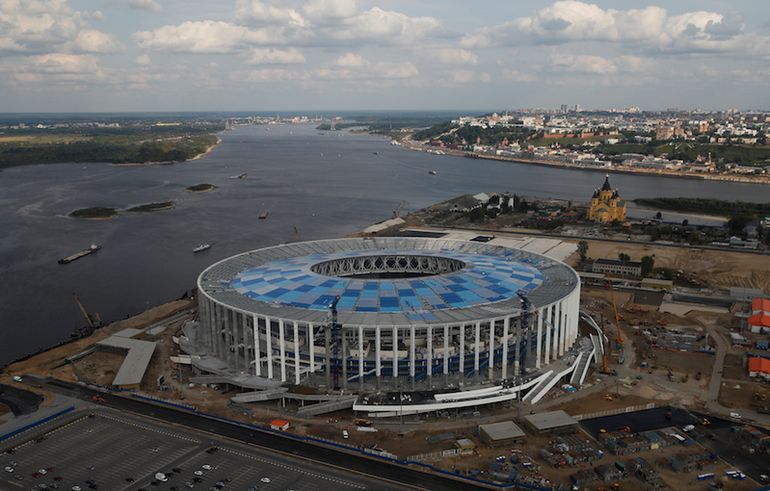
[583,239,770,292]
[718,380,770,410]
[72,351,125,386]
[552,393,658,416]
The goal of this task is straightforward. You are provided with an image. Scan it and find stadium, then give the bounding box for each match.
[190,237,587,411]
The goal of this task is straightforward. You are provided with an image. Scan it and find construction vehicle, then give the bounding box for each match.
[91,395,106,404]
[754,392,768,402]
[604,393,614,401]
[354,418,372,427]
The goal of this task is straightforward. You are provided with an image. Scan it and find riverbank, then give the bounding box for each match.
[399,138,770,185]
[110,135,222,167]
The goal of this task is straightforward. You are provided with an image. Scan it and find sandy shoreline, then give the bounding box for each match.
[398,138,770,186]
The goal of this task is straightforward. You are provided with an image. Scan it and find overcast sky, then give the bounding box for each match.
[1,0,769,112]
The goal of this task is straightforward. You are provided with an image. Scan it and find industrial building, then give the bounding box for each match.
[479,421,526,446]
[523,410,579,434]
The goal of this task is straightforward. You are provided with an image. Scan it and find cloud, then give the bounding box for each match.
[127,0,161,12]
[431,48,478,65]
[134,21,283,53]
[135,53,151,66]
[231,68,304,83]
[334,52,363,67]
[459,1,767,56]
[0,0,119,55]
[235,0,306,27]
[247,47,305,64]
[303,0,358,21]
[4,53,105,84]
[330,7,440,44]
[73,29,120,53]
[550,54,617,74]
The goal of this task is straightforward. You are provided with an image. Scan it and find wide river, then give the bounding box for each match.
[2,124,769,366]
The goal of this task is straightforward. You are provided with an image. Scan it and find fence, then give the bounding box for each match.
[407,448,462,462]
[574,403,656,421]
[0,406,75,443]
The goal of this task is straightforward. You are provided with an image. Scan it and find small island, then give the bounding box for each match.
[186,183,217,192]
[125,201,175,213]
[69,207,118,219]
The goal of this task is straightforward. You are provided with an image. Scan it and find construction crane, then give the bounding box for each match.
[604,274,624,346]
[74,295,101,329]
[393,200,407,218]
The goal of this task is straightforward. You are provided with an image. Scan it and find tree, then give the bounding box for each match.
[469,206,485,222]
[682,219,689,227]
[655,211,663,220]
[618,252,631,262]
[641,255,655,277]
[577,240,589,263]
[727,214,751,236]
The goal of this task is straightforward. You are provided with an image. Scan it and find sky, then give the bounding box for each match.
[1,0,769,112]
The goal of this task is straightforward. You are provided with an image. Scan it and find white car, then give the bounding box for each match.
[682,424,695,432]
[260,477,271,483]
[729,412,742,419]
[3,466,13,473]
[71,487,82,491]
[342,430,349,439]
[194,470,203,476]
[38,468,47,475]
[202,464,212,471]
[12,375,23,383]
[155,472,168,482]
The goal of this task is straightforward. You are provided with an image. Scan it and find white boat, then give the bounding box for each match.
[193,243,211,253]
[429,170,438,175]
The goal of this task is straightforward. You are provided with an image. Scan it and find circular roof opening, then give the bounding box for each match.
[310,254,466,279]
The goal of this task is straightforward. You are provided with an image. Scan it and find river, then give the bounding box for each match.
[2,123,769,365]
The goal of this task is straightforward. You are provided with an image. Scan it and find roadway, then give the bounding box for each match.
[32,377,491,491]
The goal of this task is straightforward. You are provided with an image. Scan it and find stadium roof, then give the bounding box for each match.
[198,237,578,326]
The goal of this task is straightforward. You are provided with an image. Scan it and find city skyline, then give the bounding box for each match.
[1,0,770,112]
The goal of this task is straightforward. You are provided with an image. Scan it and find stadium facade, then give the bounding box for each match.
[194,237,580,392]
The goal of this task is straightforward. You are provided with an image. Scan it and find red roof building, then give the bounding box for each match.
[748,357,770,379]
[752,298,770,314]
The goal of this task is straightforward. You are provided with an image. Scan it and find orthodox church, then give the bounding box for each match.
[588,175,626,223]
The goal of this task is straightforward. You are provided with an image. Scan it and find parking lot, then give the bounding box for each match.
[0,410,391,490]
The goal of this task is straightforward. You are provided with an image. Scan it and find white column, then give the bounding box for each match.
[544,305,552,365]
[358,325,364,385]
[553,302,561,360]
[474,321,481,375]
[308,322,314,373]
[279,319,286,382]
[502,317,510,379]
[560,300,567,356]
[392,326,398,378]
[409,327,416,379]
[375,325,382,378]
[488,320,495,379]
[427,326,433,381]
[293,321,300,385]
[265,317,273,379]
[459,324,465,376]
[536,309,543,370]
[443,325,449,376]
[253,314,261,376]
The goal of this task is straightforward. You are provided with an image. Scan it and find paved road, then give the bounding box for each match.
[34,378,491,491]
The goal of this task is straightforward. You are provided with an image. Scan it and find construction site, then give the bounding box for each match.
[2,221,770,490]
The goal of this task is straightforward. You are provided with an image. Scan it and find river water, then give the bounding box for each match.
[2,124,769,365]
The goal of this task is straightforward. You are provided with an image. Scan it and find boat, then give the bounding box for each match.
[58,244,101,265]
[429,170,437,175]
[193,243,211,253]
[258,211,269,220]
[229,172,247,179]
[373,151,379,155]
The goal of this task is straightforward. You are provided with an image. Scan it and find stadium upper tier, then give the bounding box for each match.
[198,237,577,326]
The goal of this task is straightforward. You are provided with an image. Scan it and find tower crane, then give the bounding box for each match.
[604,274,623,346]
